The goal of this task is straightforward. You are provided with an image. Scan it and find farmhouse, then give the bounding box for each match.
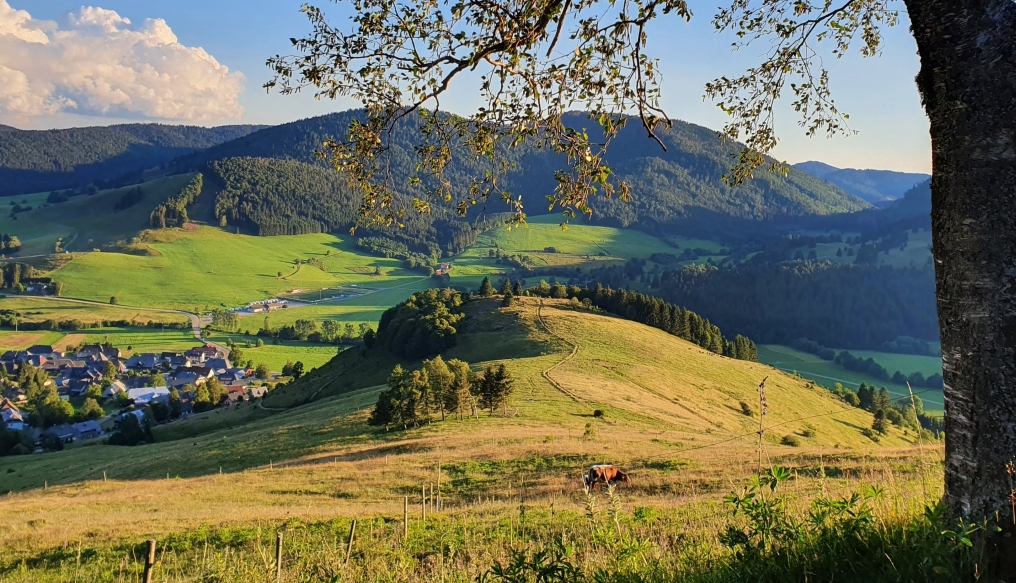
[26,345,60,359]
[71,420,103,441]
[0,398,24,431]
[126,386,170,405]
[76,345,121,360]
[103,380,128,399]
[126,353,161,370]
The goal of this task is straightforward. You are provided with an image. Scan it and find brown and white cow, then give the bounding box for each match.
[582,464,630,490]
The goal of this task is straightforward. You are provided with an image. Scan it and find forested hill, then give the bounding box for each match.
[180,109,868,231]
[0,123,267,196]
[794,161,929,205]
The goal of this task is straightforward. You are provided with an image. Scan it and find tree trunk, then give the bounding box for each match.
[906,0,1016,518]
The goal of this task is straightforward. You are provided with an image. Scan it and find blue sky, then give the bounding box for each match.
[4,0,930,173]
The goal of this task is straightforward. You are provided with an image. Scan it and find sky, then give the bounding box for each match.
[0,0,930,173]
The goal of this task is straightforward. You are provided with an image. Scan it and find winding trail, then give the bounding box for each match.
[536,300,583,403]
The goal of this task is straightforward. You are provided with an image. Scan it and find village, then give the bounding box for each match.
[0,342,275,451]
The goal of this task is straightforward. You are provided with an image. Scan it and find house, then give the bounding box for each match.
[168,355,193,369]
[26,345,60,359]
[0,398,24,431]
[218,371,247,385]
[3,386,26,404]
[72,420,103,441]
[25,355,48,368]
[76,345,122,360]
[167,367,214,388]
[126,386,170,405]
[126,353,161,370]
[119,409,146,425]
[42,358,86,373]
[0,350,24,364]
[206,358,231,374]
[224,386,248,406]
[45,424,77,444]
[185,345,220,362]
[103,380,128,399]
[247,385,267,399]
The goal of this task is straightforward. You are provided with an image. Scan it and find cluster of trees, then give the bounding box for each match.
[826,381,943,440]
[0,263,34,290]
[150,173,203,229]
[0,234,20,253]
[250,317,374,344]
[521,281,758,362]
[880,336,940,357]
[113,187,144,211]
[369,357,514,429]
[357,236,435,269]
[487,248,534,269]
[373,289,465,359]
[106,413,155,447]
[210,308,239,332]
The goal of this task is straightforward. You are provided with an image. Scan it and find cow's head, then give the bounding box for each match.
[616,471,631,484]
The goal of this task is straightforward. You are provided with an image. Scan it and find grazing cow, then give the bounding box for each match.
[582,464,631,490]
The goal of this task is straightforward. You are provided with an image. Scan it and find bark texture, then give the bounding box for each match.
[906,0,1016,517]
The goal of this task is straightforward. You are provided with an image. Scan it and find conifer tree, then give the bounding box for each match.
[478,277,494,297]
[423,356,455,421]
[499,278,512,295]
[512,280,523,296]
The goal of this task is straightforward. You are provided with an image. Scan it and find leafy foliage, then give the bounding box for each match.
[375,289,466,359]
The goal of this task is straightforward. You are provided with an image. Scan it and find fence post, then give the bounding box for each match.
[275,532,283,582]
[344,520,357,565]
[403,496,409,542]
[143,539,155,583]
[421,484,426,522]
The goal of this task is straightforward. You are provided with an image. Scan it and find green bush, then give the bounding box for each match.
[781,434,801,447]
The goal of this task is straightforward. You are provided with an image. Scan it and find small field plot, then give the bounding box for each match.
[0,331,65,350]
[0,296,188,326]
[63,328,201,353]
[758,344,943,411]
[212,338,339,373]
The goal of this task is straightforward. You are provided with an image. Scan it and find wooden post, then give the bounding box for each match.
[344,520,357,565]
[403,496,409,541]
[421,484,426,522]
[275,532,283,582]
[143,539,156,583]
[103,471,106,482]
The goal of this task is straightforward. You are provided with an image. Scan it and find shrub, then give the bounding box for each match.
[592,409,604,418]
[739,401,754,416]
[861,427,880,442]
[781,434,801,447]
[801,425,817,438]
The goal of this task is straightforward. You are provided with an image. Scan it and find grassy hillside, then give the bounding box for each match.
[0,296,188,326]
[0,174,198,256]
[0,297,940,581]
[49,226,428,310]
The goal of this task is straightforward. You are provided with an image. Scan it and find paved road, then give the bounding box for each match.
[15,296,230,358]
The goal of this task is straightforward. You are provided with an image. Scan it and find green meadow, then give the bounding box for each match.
[0,174,199,256]
[205,332,340,372]
[757,343,944,410]
[50,226,426,310]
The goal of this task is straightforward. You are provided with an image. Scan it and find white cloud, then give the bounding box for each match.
[0,1,244,122]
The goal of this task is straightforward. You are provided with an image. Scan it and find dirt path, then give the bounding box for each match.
[536,300,582,403]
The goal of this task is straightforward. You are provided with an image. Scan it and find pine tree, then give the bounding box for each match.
[499,278,512,295]
[857,383,874,410]
[423,356,455,421]
[872,409,889,435]
[501,291,514,307]
[445,359,474,420]
[512,280,523,296]
[478,276,495,297]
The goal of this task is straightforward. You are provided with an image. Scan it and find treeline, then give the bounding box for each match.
[373,289,465,359]
[369,357,514,429]
[47,185,99,204]
[252,318,374,344]
[357,236,435,269]
[150,173,202,228]
[519,280,757,361]
[789,337,942,389]
[0,263,35,290]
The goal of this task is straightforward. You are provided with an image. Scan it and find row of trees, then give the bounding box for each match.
[516,280,758,362]
[369,357,514,429]
[826,381,942,440]
[791,337,944,389]
[356,236,435,269]
[150,173,202,229]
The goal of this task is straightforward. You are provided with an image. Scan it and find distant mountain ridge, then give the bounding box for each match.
[0,123,268,196]
[187,110,868,239]
[794,161,929,205]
